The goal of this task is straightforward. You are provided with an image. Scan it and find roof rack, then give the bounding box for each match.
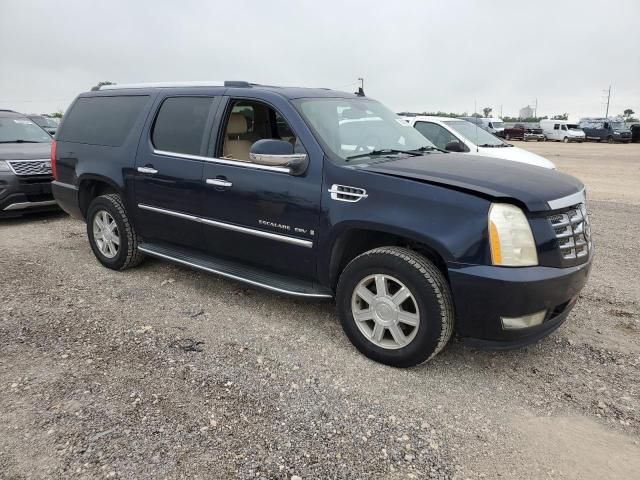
[95,81,252,91]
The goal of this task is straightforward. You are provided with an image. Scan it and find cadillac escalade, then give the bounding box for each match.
[51,81,592,367]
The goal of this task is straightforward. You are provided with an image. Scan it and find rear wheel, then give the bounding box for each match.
[607,136,614,144]
[505,133,511,140]
[336,247,454,367]
[563,136,569,143]
[86,194,144,270]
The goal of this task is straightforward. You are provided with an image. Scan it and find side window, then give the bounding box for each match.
[414,122,458,150]
[220,100,300,162]
[152,97,214,155]
[59,95,149,146]
[561,125,567,131]
[554,124,560,130]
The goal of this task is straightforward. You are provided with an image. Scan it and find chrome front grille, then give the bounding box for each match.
[6,159,52,176]
[548,203,591,260]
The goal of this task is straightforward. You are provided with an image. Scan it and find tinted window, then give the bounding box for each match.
[60,96,149,146]
[152,97,214,155]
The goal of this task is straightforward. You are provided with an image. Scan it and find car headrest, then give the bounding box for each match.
[227,113,248,135]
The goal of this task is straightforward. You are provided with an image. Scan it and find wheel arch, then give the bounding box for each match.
[78,174,124,219]
[326,224,451,289]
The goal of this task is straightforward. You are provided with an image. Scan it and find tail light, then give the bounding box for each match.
[50,140,58,180]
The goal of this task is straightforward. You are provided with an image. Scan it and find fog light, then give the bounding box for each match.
[501,310,547,330]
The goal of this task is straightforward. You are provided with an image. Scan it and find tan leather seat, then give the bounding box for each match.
[223,114,252,161]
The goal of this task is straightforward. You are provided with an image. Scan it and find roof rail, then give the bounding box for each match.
[96,80,252,91]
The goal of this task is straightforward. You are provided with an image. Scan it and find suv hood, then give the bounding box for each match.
[363,153,583,212]
[0,142,51,160]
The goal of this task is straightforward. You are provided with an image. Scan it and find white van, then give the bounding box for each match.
[460,116,505,136]
[403,116,555,169]
[540,120,585,143]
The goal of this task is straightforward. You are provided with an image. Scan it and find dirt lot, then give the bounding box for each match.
[1,142,639,479]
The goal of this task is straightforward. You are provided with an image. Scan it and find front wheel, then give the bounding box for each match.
[336,247,454,367]
[563,137,569,143]
[607,136,614,144]
[86,194,145,270]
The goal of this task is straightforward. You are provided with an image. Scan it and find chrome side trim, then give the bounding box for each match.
[3,200,57,211]
[328,184,368,202]
[137,203,312,248]
[547,188,586,210]
[138,246,332,298]
[138,203,198,221]
[52,181,79,191]
[100,81,225,90]
[153,149,290,174]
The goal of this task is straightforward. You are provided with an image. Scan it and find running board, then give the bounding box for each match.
[138,242,333,299]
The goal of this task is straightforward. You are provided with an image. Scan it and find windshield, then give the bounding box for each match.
[443,120,505,146]
[0,117,52,143]
[293,98,437,164]
[567,124,581,130]
[611,122,627,131]
[491,121,505,129]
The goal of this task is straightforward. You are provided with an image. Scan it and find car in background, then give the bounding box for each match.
[402,116,555,169]
[539,120,585,143]
[459,116,505,136]
[503,123,545,142]
[0,110,57,217]
[28,115,59,136]
[579,117,632,143]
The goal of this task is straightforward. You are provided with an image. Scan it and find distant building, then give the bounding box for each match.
[519,105,534,119]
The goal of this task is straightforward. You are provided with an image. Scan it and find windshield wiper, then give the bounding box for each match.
[0,139,43,144]
[345,148,425,161]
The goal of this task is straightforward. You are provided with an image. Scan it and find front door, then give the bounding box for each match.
[133,94,220,249]
[199,97,322,281]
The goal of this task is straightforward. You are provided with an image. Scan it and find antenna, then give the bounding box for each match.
[474,100,479,152]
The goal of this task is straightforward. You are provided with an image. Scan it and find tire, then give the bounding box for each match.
[563,137,569,143]
[86,193,145,270]
[607,136,614,144]
[505,133,511,140]
[336,247,454,368]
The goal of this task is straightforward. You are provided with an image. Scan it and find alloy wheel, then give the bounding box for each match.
[351,274,420,349]
[92,210,120,259]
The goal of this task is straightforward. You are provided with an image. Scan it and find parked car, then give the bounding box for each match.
[403,116,555,168]
[52,81,591,367]
[578,117,632,143]
[0,110,57,217]
[27,115,59,136]
[540,120,586,143]
[503,123,545,142]
[460,116,505,136]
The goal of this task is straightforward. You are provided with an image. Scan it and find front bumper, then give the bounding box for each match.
[447,257,592,348]
[0,171,58,217]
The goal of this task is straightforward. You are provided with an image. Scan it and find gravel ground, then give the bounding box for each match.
[1,143,639,479]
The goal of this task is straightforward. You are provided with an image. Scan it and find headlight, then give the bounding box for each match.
[0,160,12,172]
[488,203,538,266]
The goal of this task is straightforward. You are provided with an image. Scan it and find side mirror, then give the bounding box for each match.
[249,139,308,175]
[445,141,465,152]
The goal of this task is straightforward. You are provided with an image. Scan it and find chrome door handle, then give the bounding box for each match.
[206,178,233,188]
[137,166,158,174]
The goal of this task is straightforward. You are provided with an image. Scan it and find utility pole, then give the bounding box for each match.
[604,85,611,117]
[500,105,503,118]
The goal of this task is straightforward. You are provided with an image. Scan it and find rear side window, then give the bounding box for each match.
[152,97,214,155]
[60,96,149,146]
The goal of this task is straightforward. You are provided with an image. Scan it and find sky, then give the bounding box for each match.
[1,0,639,121]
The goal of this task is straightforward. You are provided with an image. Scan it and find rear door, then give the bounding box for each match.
[133,94,221,249]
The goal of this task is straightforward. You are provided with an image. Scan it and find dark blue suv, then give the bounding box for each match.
[51,81,592,367]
